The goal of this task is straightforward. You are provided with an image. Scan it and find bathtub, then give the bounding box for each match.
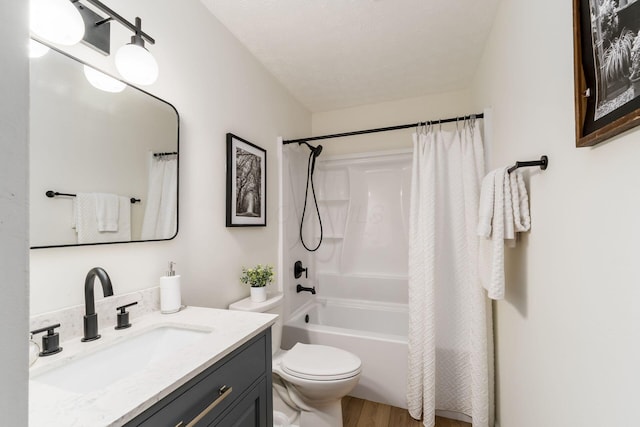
[282,297,409,409]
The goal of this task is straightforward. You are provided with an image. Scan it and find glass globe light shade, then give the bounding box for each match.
[83,65,126,93]
[115,43,159,86]
[30,0,85,46]
[29,39,50,58]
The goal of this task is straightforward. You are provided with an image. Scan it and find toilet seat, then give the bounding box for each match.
[281,343,361,381]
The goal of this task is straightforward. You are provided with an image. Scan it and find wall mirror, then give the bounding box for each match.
[30,44,179,248]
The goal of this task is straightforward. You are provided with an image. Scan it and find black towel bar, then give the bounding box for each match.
[45,190,141,204]
[507,155,548,174]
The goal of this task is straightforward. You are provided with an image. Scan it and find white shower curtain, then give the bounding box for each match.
[141,153,177,239]
[407,120,494,427]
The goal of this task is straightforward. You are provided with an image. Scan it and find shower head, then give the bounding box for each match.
[299,141,323,158]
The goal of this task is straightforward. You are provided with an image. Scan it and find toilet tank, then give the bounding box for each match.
[228,292,283,354]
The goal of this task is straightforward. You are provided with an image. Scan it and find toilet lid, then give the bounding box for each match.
[281,343,361,381]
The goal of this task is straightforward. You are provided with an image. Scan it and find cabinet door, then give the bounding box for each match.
[211,378,269,427]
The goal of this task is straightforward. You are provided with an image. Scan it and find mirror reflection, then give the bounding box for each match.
[29,45,179,248]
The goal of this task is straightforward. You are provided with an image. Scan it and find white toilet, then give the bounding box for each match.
[229,292,361,427]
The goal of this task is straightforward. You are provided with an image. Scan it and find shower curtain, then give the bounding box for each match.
[141,153,177,239]
[407,120,494,427]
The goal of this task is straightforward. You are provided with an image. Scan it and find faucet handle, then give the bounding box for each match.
[30,324,63,356]
[294,261,308,279]
[115,301,138,330]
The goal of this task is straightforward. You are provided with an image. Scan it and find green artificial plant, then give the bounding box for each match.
[240,264,274,288]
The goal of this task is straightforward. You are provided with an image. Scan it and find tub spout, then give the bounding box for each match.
[296,284,316,295]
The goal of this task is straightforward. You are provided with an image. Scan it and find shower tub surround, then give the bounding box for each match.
[283,150,414,408]
[312,150,411,277]
[29,303,276,426]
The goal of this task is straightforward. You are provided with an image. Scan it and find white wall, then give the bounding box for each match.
[30,0,311,315]
[0,1,29,424]
[312,89,474,156]
[472,1,640,426]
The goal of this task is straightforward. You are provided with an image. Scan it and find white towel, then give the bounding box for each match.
[488,168,507,300]
[477,168,531,300]
[95,193,119,232]
[73,193,95,241]
[503,169,515,246]
[510,171,531,232]
[74,193,131,244]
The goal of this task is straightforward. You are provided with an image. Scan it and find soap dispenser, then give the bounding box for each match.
[160,261,181,314]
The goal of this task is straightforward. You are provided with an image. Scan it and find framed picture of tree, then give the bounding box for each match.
[574,0,640,146]
[226,133,266,227]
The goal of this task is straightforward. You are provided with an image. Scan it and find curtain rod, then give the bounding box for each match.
[282,113,484,144]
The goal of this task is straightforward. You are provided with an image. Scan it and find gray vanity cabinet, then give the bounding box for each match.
[212,378,268,427]
[125,329,272,427]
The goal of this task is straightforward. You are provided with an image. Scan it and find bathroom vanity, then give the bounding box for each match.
[29,307,275,426]
[125,331,272,426]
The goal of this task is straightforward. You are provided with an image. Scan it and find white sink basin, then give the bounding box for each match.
[31,325,211,394]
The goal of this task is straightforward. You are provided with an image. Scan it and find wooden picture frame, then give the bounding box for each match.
[226,133,267,227]
[574,0,640,147]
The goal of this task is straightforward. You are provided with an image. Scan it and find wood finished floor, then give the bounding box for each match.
[342,396,472,427]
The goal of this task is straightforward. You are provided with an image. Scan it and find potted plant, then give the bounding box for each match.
[240,264,274,302]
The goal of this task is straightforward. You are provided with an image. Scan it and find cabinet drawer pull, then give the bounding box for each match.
[184,385,233,426]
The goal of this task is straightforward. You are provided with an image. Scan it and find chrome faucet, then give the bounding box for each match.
[82,267,114,342]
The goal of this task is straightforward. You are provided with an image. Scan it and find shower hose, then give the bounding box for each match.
[300,147,323,252]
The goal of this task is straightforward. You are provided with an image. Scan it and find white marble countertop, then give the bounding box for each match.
[29,306,277,427]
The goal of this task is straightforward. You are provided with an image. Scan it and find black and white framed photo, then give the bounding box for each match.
[574,0,640,146]
[226,133,267,227]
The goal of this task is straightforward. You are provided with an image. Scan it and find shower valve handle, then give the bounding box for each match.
[294,261,308,279]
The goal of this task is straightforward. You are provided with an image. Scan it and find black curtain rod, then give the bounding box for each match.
[46,190,141,204]
[283,113,484,144]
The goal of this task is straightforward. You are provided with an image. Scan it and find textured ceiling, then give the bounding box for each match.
[201,0,501,112]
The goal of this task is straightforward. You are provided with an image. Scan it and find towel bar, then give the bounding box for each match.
[45,190,141,204]
[507,155,548,174]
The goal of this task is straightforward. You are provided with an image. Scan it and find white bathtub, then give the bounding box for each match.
[282,297,409,409]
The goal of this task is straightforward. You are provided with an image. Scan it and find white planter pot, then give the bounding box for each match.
[250,286,267,302]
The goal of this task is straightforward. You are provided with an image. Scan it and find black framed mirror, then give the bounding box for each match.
[29,43,179,248]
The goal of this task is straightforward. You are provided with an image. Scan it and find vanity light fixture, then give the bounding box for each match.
[77,0,159,85]
[30,0,85,46]
[114,18,159,86]
[29,39,50,58]
[30,0,159,85]
[83,65,126,93]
